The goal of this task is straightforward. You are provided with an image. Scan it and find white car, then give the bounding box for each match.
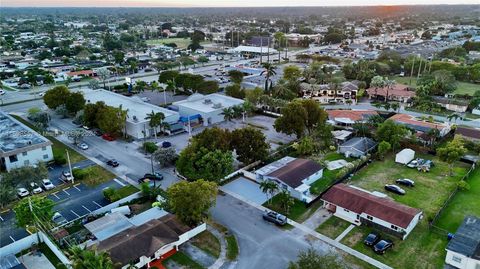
[78,143,89,150]
[39,92,46,97]
[17,188,30,197]
[42,179,55,190]
[30,182,43,194]
[82,125,90,130]
[62,171,74,182]
[0,90,5,95]
[52,212,68,226]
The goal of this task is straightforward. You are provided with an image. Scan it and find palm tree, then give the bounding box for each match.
[222,107,235,122]
[68,246,115,269]
[145,110,165,139]
[390,102,400,113]
[117,105,129,138]
[259,180,278,205]
[166,79,176,95]
[345,99,353,108]
[260,63,277,92]
[447,113,460,123]
[277,190,294,215]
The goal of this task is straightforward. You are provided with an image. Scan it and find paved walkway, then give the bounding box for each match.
[335,224,356,242]
[220,187,393,269]
[208,225,228,269]
[301,207,332,230]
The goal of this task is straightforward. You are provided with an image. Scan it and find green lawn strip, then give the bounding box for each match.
[340,220,447,269]
[341,250,377,269]
[348,154,470,220]
[38,242,68,269]
[323,152,354,162]
[225,234,239,261]
[315,216,352,239]
[10,115,86,163]
[146,38,208,49]
[76,165,117,187]
[434,168,480,232]
[165,251,205,269]
[115,184,139,198]
[310,169,337,194]
[191,230,221,258]
[391,76,479,95]
[263,195,323,223]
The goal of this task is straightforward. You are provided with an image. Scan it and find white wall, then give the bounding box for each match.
[4,145,53,171]
[446,250,480,269]
[302,169,324,185]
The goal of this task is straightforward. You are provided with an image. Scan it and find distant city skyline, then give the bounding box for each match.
[3,0,480,7]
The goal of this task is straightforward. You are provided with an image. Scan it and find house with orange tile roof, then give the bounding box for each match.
[326,109,378,126]
[389,113,452,137]
[366,84,415,103]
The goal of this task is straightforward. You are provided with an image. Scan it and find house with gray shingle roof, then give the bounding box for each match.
[445,215,480,269]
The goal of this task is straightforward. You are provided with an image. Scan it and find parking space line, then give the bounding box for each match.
[73,185,81,191]
[63,188,71,196]
[113,178,126,187]
[9,236,15,242]
[82,205,91,213]
[92,201,102,208]
[52,193,60,199]
[0,216,3,221]
[70,210,81,218]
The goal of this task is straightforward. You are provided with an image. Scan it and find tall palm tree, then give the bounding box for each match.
[259,181,278,205]
[145,110,165,139]
[261,63,277,92]
[166,79,176,95]
[68,246,115,269]
[117,104,129,138]
[222,107,235,122]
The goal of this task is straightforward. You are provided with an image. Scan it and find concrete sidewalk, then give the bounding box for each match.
[220,187,393,269]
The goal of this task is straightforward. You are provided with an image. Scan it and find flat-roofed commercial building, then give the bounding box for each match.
[0,110,53,171]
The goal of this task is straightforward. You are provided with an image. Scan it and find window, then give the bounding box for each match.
[43,154,49,159]
[367,215,373,221]
[42,146,47,151]
[356,214,360,220]
[452,256,462,263]
[390,225,398,230]
[24,160,30,166]
[9,155,18,163]
[22,152,28,156]
[344,209,350,212]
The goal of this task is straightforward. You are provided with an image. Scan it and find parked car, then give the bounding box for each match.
[384,184,406,195]
[102,133,116,141]
[160,141,172,148]
[262,210,287,226]
[107,159,119,167]
[144,172,164,181]
[82,125,90,130]
[39,92,46,97]
[17,188,30,198]
[364,233,380,246]
[396,178,415,187]
[62,171,74,182]
[373,239,394,254]
[52,212,68,226]
[407,158,424,168]
[0,90,5,95]
[42,179,55,190]
[30,182,43,194]
[94,129,103,136]
[78,143,89,150]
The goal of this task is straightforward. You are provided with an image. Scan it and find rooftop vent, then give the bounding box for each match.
[212,103,223,109]
[203,99,212,104]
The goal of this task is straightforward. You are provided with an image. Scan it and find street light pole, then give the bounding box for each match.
[65,149,73,184]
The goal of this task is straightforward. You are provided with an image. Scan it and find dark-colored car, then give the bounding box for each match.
[396,178,415,187]
[384,184,406,195]
[144,172,163,181]
[94,130,103,136]
[374,239,394,254]
[102,133,116,141]
[262,210,287,226]
[364,233,380,246]
[107,159,119,167]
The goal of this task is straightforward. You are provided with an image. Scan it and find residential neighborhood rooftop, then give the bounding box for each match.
[266,158,323,188]
[446,215,480,260]
[173,93,244,113]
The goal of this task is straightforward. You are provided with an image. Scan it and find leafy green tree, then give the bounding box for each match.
[153,147,177,167]
[228,70,244,84]
[176,146,234,182]
[289,248,349,269]
[96,106,125,136]
[43,85,70,109]
[65,91,86,115]
[191,127,232,152]
[68,246,115,269]
[197,56,209,66]
[158,70,179,83]
[272,83,296,100]
[0,184,15,208]
[259,181,278,205]
[294,136,317,156]
[245,87,264,105]
[14,196,54,227]
[231,127,270,164]
[437,137,467,176]
[283,65,302,83]
[274,101,307,138]
[418,70,457,95]
[377,141,391,160]
[166,179,217,226]
[225,84,245,99]
[375,120,407,152]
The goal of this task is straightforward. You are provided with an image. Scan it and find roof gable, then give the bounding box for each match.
[267,158,323,188]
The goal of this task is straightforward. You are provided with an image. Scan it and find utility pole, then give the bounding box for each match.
[267,37,270,63]
[409,56,416,85]
[260,38,263,64]
[65,149,73,184]
[417,58,423,80]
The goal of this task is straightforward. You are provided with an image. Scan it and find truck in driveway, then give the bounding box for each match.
[262,210,287,226]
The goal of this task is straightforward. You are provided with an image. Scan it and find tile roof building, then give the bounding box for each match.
[326,109,378,126]
[322,184,423,239]
[366,84,415,103]
[389,113,452,137]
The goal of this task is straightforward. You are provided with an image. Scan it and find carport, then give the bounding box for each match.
[222,177,269,204]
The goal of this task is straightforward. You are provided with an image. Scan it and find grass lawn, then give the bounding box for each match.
[341,220,448,269]
[146,38,208,49]
[115,184,139,198]
[391,76,479,95]
[348,154,470,220]
[310,169,337,194]
[263,195,323,223]
[434,168,480,232]
[75,165,117,186]
[191,231,221,258]
[322,151,354,162]
[225,234,239,261]
[164,251,205,269]
[316,216,352,239]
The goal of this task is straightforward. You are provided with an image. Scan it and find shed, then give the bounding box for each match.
[395,148,415,165]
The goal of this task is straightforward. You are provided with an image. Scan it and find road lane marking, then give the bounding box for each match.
[82,205,91,213]
[9,236,15,242]
[113,178,126,187]
[93,201,102,208]
[70,210,80,218]
[63,188,70,196]
[73,183,81,187]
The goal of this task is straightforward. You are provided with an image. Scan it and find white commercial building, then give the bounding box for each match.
[0,110,53,171]
[172,93,244,127]
[83,89,180,139]
[227,45,278,55]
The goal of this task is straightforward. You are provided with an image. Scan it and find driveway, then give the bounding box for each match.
[222,177,268,205]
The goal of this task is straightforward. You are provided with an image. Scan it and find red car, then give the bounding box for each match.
[102,134,116,141]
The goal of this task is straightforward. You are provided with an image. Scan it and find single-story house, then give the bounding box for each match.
[322,184,423,239]
[326,109,378,127]
[366,84,415,103]
[433,96,468,113]
[338,137,377,158]
[332,130,353,144]
[227,45,278,56]
[455,127,480,143]
[255,156,324,203]
[395,148,415,165]
[172,93,244,127]
[389,113,452,137]
[445,215,480,269]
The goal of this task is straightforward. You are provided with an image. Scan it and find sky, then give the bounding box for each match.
[3,0,480,7]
